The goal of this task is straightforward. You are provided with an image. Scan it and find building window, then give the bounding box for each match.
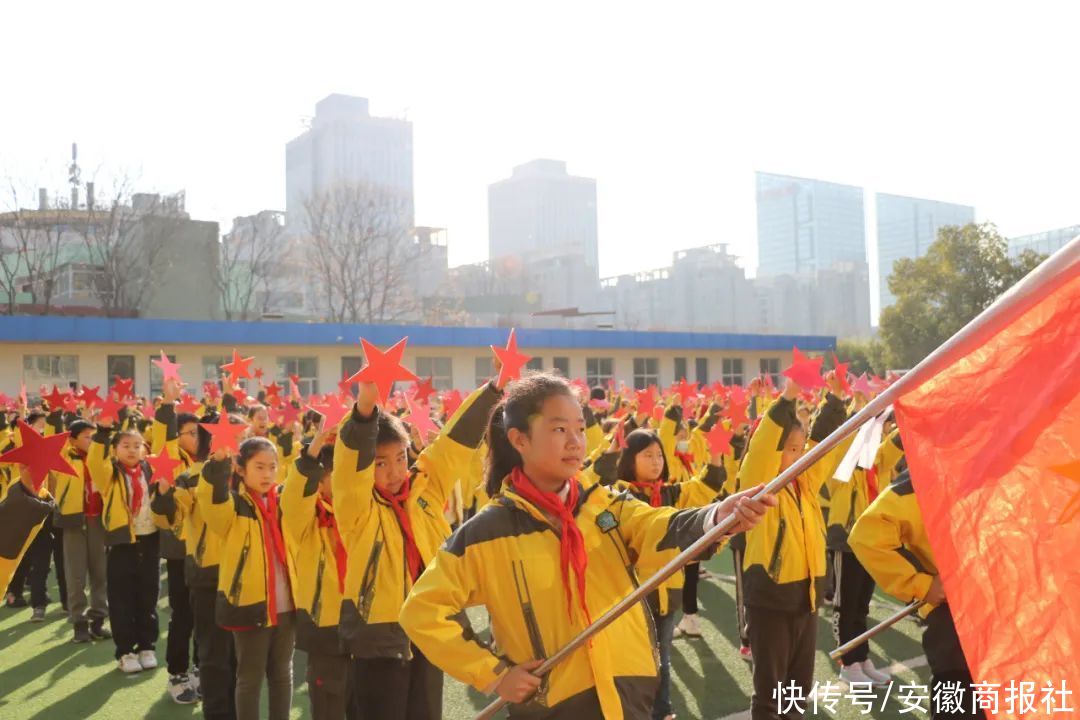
[341,356,364,382]
[674,357,688,383]
[585,358,613,388]
[474,357,494,388]
[416,357,453,391]
[722,358,744,386]
[553,357,570,377]
[632,358,659,390]
[760,358,781,387]
[278,356,318,397]
[107,355,135,387]
[695,357,709,385]
[526,357,543,372]
[24,355,78,392]
[149,354,177,397]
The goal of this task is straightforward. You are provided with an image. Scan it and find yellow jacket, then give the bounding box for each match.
[401,478,725,719]
[736,393,852,612]
[52,446,94,530]
[0,481,54,591]
[87,427,154,546]
[150,403,198,560]
[848,469,939,619]
[151,462,221,589]
[198,457,298,629]
[659,405,693,483]
[333,382,501,659]
[281,451,348,655]
[874,429,905,484]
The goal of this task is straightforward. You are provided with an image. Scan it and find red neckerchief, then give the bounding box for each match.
[121,462,145,517]
[73,449,103,516]
[316,497,348,594]
[375,477,423,582]
[674,450,695,473]
[630,479,663,507]
[510,466,592,626]
[866,466,880,503]
[251,486,289,620]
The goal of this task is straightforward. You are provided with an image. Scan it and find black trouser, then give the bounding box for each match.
[106,532,160,658]
[924,605,986,720]
[307,651,357,720]
[833,550,876,666]
[732,544,749,647]
[192,584,237,720]
[682,563,699,614]
[8,515,65,608]
[165,557,197,675]
[746,605,817,720]
[351,645,442,720]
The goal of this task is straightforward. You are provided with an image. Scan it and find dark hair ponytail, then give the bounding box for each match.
[484,372,575,497]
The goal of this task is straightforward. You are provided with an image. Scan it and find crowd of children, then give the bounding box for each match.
[0,341,982,720]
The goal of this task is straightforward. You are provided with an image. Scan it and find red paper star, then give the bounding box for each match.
[673,379,699,406]
[148,447,182,486]
[346,338,419,405]
[441,389,464,418]
[307,400,350,431]
[253,367,265,380]
[832,354,852,395]
[62,393,78,413]
[635,387,658,418]
[271,402,301,429]
[111,376,135,401]
[728,385,747,406]
[153,351,182,383]
[851,372,874,397]
[176,393,202,415]
[491,329,532,387]
[615,420,628,450]
[727,400,750,429]
[43,385,67,411]
[200,413,246,453]
[782,347,825,390]
[410,377,437,405]
[705,422,735,456]
[652,404,665,424]
[97,396,125,425]
[231,388,248,406]
[405,397,439,440]
[202,381,221,401]
[79,385,103,410]
[221,350,255,385]
[589,398,610,413]
[0,420,77,490]
[264,381,283,402]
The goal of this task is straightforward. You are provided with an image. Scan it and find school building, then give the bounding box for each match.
[0,316,835,399]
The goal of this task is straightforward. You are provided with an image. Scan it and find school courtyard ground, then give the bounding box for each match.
[0,550,932,720]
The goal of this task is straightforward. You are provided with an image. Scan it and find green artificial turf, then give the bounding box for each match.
[0,550,931,719]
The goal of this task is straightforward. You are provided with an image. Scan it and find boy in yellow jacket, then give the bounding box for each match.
[0,466,54,596]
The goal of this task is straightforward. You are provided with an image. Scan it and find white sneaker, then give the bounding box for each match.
[188,667,201,695]
[118,653,143,674]
[839,663,876,687]
[861,659,892,686]
[674,613,702,638]
[138,650,158,670]
[168,674,199,704]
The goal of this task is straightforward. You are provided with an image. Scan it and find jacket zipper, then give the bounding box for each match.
[512,561,549,705]
[767,518,787,580]
[358,526,383,622]
[312,554,326,625]
[229,532,251,605]
[195,523,208,565]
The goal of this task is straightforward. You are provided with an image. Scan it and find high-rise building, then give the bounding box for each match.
[285,94,413,230]
[876,193,974,310]
[755,172,867,277]
[488,159,598,272]
[1008,224,1079,258]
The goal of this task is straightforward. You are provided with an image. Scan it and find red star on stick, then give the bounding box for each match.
[0,420,77,491]
[231,388,248,406]
[148,447,182,487]
[405,396,439,440]
[253,367,264,381]
[410,377,437,405]
[97,395,125,425]
[491,329,532,387]
[79,385,103,410]
[307,400,350,431]
[221,350,255,385]
[176,393,201,415]
[200,413,246,454]
[346,338,419,405]
[43,385,67,411]
[652,404,665,424]
[62,393,78,413]
[831,354,852,395]
[614,419,628,450]
[673,379,699,406]
[441,389,464,418]
[727,400,750,429]
[635,387,658,418]
[782,347,825,390]
[154,351,182,383]
[705,422,735,456]
[111,376,135,401]
[851,372,874,397]
[264,381,283,403]
[271,402,301,429]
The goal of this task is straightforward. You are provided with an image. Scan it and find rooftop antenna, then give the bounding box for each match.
[68,142,81,208]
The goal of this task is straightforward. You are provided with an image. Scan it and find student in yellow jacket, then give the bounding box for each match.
[280,420,352,720]
[52,418,111,643]
[151,408,237,720]
[848,460,985,720]
[399,373,776,720]
[199,436,297,720]
[88,414,161,674]
[0,466,54,597]
[331,376,503,720]
[736,373,853,720]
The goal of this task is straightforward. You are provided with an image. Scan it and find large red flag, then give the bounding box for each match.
[894,249,1080,718]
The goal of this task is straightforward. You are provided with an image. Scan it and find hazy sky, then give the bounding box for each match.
[3,1,1077,300]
